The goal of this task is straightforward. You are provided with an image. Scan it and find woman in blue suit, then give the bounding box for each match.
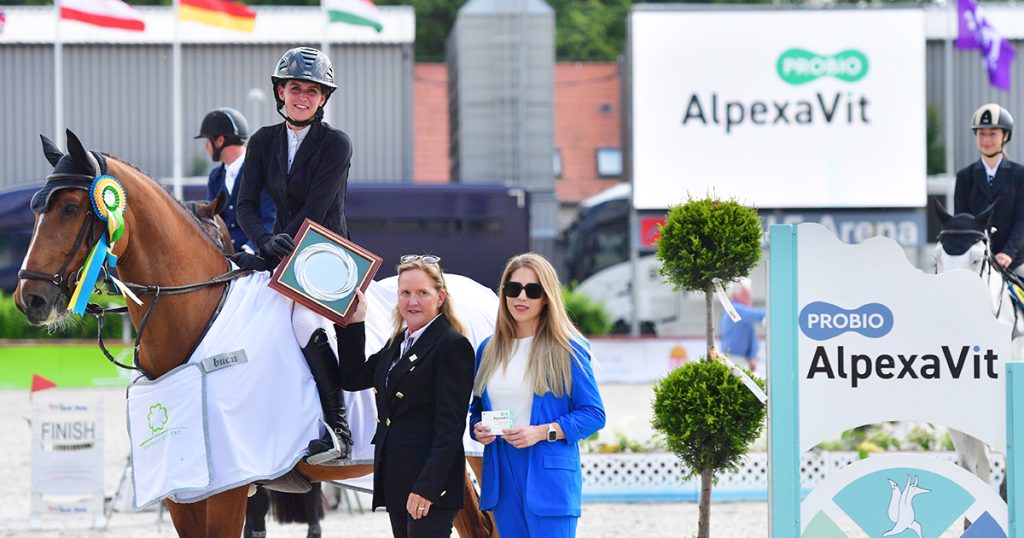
[470,253,606,536]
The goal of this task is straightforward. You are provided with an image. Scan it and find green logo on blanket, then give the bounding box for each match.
[147,403,168,434]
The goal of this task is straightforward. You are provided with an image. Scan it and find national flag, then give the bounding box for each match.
[957,0,1015,91]
[30,374,57,393]
[179,0,256,32]
[60,0,145,32]
[323,0,382,32]
[0,7,7,35]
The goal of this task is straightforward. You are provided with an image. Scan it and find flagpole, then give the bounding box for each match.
[54,0,64,147]
[172,0,183,200]
[945,0,956,182]
[321,0,330,123]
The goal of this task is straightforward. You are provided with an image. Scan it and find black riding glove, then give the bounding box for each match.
[260,233,295,259]
[229,252,273,272]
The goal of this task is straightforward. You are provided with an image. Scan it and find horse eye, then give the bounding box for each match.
[62,203,80,217]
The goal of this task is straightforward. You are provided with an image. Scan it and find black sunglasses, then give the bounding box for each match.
[503,281,544,299]
[400,254,441,265]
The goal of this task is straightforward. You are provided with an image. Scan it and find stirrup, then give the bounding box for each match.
[305,419,351,466]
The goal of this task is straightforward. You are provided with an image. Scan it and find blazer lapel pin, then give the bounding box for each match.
[408,354,418,363]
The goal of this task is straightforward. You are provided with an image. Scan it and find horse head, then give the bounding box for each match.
[184,191,233,255]
[15,130,109,325]
[933,199,995,275]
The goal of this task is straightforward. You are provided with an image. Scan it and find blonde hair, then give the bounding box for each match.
[389,257,465,341]
[472,253,584,398]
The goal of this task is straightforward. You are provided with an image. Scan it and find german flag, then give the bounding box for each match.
[179,0,255,32]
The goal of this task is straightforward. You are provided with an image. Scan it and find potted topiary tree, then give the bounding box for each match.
[651,196,765,538]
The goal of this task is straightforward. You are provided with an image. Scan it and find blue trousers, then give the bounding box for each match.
[492,440,578,537]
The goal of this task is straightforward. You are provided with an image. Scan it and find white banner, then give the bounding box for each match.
[630,8,926,210]
[30,394,104,527]
[589,337,766,383]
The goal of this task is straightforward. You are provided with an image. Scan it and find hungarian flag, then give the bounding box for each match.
[323,0,382,32]
[179,0,255,32]
[60,0,145,31]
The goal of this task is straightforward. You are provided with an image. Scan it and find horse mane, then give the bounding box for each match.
[104,155,225,256]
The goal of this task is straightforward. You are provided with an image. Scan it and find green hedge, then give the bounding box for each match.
[0,291,128,339]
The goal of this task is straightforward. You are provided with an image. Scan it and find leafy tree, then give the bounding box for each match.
[651,195,762,538]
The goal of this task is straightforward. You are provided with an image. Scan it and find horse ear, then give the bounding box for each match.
[39,134,64,167]
[211,190,227,216]
[977,201,997,229]
[65,129,101,177]
[933,199,953,225]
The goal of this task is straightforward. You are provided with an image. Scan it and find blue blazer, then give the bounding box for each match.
[206,162,275,253]
[469,337,606,517]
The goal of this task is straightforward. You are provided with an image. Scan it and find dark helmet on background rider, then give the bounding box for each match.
[971,103,1014,143]
[271,47,337,126]
[195,107,249,162]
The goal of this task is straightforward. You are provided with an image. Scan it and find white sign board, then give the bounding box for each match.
[630,9,926,210]
[30,395,105,527]
[796,224,1010,452]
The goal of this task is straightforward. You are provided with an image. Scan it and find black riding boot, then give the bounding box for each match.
[302,328,353,465]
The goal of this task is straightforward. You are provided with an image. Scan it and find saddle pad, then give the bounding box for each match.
[127,364,210,509]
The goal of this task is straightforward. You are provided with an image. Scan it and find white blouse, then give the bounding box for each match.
[486,336,535,429]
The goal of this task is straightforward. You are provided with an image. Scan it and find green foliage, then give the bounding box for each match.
[656,197,762,293]
[927,104,947,175]
[562,284,611,335]
[0,292,127,340]
[549,0,631,61]
[651,360,766,479]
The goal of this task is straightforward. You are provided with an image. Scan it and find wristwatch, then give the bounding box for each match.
[547,423,557,442]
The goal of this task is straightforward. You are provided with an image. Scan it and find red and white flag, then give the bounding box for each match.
[60,0,145,31]
[0,6,7,34]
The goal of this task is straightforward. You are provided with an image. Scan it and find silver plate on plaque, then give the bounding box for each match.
[293,243,359,302]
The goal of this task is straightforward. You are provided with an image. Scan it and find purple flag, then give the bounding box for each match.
[958,0,1015,91]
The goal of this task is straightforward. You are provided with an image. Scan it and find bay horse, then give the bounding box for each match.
[15,131,493,538]
[933,200,1022,498]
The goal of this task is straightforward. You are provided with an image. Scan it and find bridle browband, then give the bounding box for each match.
[18,169,251,379]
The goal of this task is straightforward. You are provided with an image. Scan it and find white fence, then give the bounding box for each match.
[581,451,1005,502]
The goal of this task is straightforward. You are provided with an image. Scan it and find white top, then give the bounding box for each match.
[486,336,535,429]
[223,149,246,194]
[286,126,310,172]
[984,155,1003,182]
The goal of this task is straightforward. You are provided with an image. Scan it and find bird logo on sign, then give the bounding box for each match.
[883,475,930,538]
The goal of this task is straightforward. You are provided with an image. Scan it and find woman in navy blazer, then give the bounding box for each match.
[469,253,605,536]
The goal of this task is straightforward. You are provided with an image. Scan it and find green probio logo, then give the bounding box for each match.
[777,48,869,85]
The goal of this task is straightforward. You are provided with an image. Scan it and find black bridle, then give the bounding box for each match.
[18,171,250,379]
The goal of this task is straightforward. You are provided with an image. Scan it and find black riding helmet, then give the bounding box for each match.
[271,47,337,127]
[195,107,249,162]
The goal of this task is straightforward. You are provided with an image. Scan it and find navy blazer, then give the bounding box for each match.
[206,161,275,253]
[336,317,475,511]
[236,121,352,250]
[469,337,606,517]
[954,157,1024,269]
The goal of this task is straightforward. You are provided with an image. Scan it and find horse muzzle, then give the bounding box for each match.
[14,280,68,325]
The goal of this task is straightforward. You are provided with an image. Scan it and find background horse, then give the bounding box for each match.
[933,200,1022,498]
[15,131,493,538]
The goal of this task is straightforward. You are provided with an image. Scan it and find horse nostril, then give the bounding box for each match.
[27,293,48,312]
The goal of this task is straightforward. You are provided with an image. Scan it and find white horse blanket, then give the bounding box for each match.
[127,270,496,509]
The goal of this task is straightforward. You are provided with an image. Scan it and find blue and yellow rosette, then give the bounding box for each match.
[68,175,132,315]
